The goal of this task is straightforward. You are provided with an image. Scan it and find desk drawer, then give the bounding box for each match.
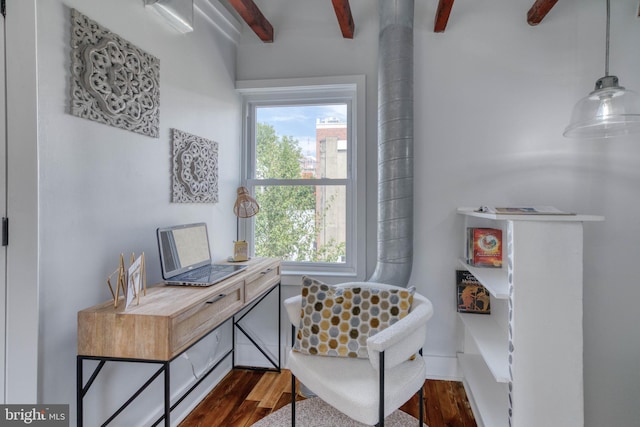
[245,262,280,302]
[171,281,244,357]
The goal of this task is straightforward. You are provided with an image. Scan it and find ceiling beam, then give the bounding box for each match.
[331,0,355,39]
[434,0,455,33]
[228,0,274,42]
[527,0,559,26]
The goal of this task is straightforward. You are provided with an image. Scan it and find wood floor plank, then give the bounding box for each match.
[245,371,278,402]
[180,370,261,427]
[438,380,461,424]
[220,399,259,427]
[424,380,446,427]
[244,405,272,427]
[274,391,297,412]
[258,369,292,408]
[178,375,239,427]
[454,381,476,425]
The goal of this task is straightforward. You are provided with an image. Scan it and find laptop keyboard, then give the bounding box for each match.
[166,264,246,286]
[181,269,212,281]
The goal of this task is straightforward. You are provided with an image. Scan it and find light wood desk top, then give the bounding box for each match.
[78,257,281,361]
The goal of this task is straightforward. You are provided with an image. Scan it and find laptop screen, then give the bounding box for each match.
[157,223,212,279]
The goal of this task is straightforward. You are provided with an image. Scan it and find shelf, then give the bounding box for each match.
[457,207,595,427]
[458,259,508,299]
[458,353,509,427]
[458,313,509,383]
[457,207,604,222]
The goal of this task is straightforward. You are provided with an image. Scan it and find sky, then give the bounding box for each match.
[256,104,347,158]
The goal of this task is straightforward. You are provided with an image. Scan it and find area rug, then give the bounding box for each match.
[251,397,423,427]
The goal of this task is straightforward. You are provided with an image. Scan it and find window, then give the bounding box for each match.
[237,76,365,278]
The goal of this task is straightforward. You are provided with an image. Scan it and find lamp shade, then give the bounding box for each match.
[564,0,640,139]
[233,187,260,218]
[564,75,640,138]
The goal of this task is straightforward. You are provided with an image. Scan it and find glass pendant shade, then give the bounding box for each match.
[564,0,640,139]
[564,75,640,138]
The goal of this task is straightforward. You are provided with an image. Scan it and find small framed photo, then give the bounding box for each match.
[126,254,145,308]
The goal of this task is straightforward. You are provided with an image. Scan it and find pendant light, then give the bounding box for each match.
[564,0,640,138]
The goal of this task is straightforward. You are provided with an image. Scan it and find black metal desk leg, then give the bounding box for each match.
[77,356,83,427]
[164,362,170,427]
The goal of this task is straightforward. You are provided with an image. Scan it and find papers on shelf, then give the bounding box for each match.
[476,206,575,215]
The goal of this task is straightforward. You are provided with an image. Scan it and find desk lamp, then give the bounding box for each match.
[232,186,260,261]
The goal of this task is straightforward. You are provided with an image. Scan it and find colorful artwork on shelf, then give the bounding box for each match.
[456,270,491,314]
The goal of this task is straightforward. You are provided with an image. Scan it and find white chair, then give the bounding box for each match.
[285,281,434,426]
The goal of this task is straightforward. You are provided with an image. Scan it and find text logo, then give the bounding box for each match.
[0,405,68,426]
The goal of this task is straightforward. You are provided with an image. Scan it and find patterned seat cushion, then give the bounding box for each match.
[294,276,415,358]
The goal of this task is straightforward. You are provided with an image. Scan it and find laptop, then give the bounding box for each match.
[157,223,247,286]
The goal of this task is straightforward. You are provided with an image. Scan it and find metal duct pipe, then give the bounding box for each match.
[369,0,414,287]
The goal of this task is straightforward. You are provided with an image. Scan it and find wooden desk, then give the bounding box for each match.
[77,257,281,427]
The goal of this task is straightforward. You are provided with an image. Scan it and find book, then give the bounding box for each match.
[456,270,491,314]
[466,227,502,268]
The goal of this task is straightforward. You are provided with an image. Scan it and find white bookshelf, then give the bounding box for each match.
[457,208,603,427]
[458,313,509,383]
[457,259,508,299]
[458,353,509,427]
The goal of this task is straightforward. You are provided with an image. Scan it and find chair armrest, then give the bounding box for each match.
[367,297,434,370]
[284,295,302,327]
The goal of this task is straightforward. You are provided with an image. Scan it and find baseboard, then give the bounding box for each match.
[234,340,281,369]
[424,355,462,381]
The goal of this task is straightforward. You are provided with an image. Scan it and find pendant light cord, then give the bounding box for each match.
[605,0,610,77]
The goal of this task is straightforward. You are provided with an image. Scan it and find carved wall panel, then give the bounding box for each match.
[70,9,160,138]
[172,129,219,203]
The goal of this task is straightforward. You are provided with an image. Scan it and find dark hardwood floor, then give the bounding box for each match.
[179,369,477,427]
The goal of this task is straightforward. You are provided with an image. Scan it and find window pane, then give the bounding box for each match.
[254,185,346,263]
[256,105,348,179]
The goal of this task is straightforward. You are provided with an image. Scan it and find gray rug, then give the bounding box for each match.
[251,397,423,427]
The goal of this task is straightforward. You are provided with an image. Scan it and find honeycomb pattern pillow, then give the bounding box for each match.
[294,276,415,358]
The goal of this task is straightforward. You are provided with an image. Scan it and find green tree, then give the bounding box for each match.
[254,123,345,262]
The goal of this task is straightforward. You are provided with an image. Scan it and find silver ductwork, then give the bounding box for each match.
[368,0,414,287]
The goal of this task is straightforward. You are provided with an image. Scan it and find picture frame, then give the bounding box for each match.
[125,253,146,309]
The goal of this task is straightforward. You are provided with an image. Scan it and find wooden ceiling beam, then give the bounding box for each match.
[434,0,455,33]
[527,0,559,26]
[331,0,355,39]
[228,0,274,42]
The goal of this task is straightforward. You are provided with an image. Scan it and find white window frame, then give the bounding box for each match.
[236,76,366,283]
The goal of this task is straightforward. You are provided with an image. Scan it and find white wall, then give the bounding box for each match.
[6,0,639,425]
[237,0,640,425]
[8,0,242,425]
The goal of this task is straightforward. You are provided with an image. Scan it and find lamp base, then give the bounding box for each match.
[233,241,249,262]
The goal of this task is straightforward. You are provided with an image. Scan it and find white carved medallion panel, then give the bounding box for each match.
[172,129,219,204]
[70,9,160,138]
